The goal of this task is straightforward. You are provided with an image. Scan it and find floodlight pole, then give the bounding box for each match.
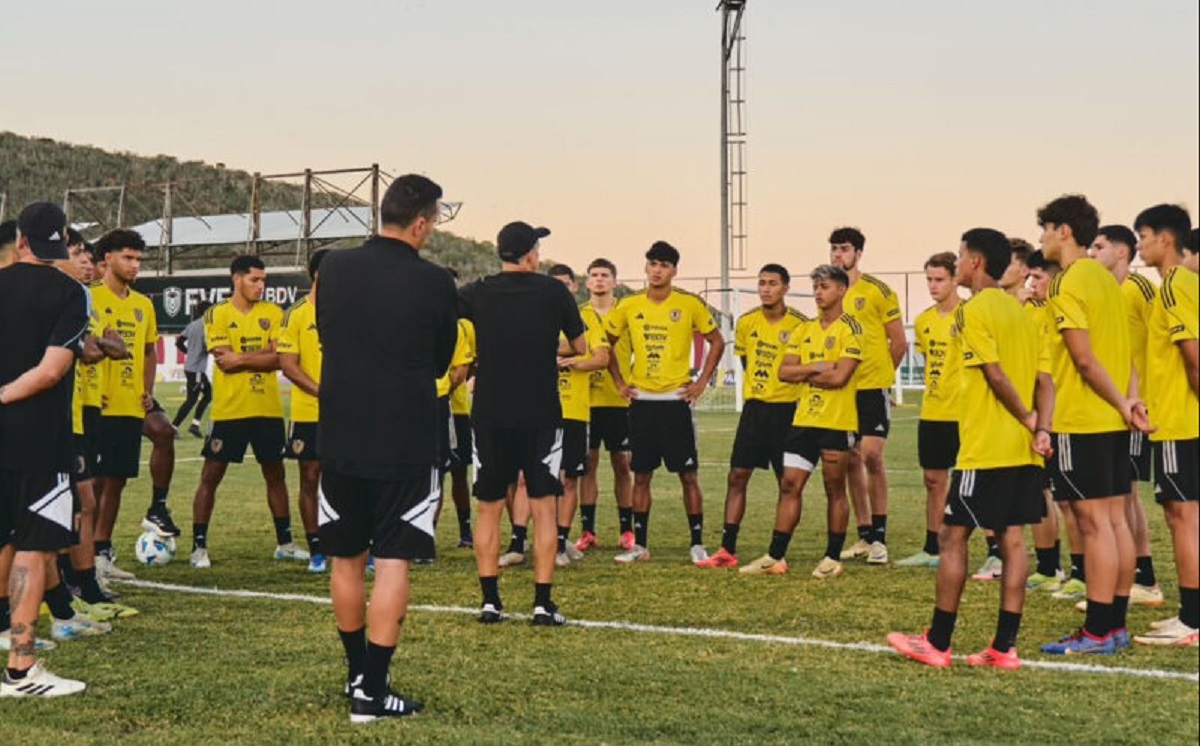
[718,0,747,320]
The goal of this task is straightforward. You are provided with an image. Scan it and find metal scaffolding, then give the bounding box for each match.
[718,0,749,319]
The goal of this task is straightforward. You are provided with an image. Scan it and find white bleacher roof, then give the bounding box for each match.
[129,206,373,248]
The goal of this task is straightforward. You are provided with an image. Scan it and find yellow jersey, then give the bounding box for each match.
[205,300,284,421]
[91,282,157,419]
[559,321,610,423]
[734,306,809,404]
[1122,273,1156,383]
[1145,266,1198,442]
[1048,258,1131,434]
[843,273,902,390]
[604,288,717,394]
[914,303,961,422]
[582,302,632,409]
[80,283,105,409]
[278,297,322,424]
[955,288,1045,470]
[788,314,863,432]
[72,311,102,436]
[450,319,476,416]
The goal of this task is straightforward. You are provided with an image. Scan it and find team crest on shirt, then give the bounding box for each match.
[855,298,865,311]
[779,330,791,343]
[259,318,271,330]
[134,308,144,323]
[210,438,223,454]
[75,455,86,475]
[292,440,305,455]
[950,324,959,337]
[825,335,836,349]
[669,309,682,322]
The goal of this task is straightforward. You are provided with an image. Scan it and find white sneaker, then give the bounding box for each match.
[498,551,526,568]
[555,551,571,567]
[190,548,212,568]
[614,545,650,564]
[274,543,311,561]
[690,545,710,565]
[0,661,86,697]
[866,541,889,565]
[0,631,56,652]
[1134,617,1199,646]
[564,543,585,562]
[96,553,136,580]
[51,614,112,641]
[812,556,845,579]
[971,555,1003,581]
[839,539,870,560]
[1130,583,1165,606]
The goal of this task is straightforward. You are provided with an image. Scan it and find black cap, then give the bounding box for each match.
[497,221,550,262]
[17,202,69,261]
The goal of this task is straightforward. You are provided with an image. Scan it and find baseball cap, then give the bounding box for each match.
[17,202,69,261]
[497,221,550,262]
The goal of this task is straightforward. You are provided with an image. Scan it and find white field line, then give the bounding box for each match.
[117,578,1198,683]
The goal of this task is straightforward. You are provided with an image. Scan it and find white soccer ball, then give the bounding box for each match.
[134,531,177,566]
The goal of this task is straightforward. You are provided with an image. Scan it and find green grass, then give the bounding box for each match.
[3,391,1197,744]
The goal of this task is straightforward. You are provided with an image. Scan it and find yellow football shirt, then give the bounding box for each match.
[206,300,284,421]
[914,303,961,422]
[91,282,157,419]
[735,306,808,404]
[278,297,322,424]
[559,322,610,423]
[788,314,863,432]
[604,289,717,394]
[1122,273,1156,383]
[450,319,476,416]
[1146,266,1198,442]
[80,286,105,409]
[582,302,632,409]
[72,312,102,436]
[843,274,902,390]
[955,288,1044,470]
[1047,258,1131,434]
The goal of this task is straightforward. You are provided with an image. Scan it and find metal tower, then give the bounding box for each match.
[719,0,748,318]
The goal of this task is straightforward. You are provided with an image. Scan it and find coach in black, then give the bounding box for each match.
[459,221,586,626]
[316,175,457,724]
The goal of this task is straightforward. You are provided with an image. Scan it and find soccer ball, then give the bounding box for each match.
[134,530,177,566]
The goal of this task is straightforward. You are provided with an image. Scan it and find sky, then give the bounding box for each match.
[4,0,1198,311]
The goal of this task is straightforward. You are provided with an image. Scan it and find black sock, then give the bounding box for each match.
[6,667,28,680]
[273,516,293,545]
[480,576,501,607]
[1135,555,1157,587]
[150,486,169,510]
[993,610,1022,653]
[1070,553,1085,582]
[1052,540,1062,573]
[871,514,888,545]
[557,527,568,554]
[95,539,113,556]
[534,582,552,608]
[768,530,792,561]
[0,597,10,632]
[985,535,1000,559]
[633,511,649,548]
[1180,587,1199,629]
[456,506,472,539]
[721,523,740,555]
[508,525,527,554]
[581,505,597,535]
[58,554,77,588]
[45,582,75,620]
[923,530,939,556]
[193,523,208,550]
[825,532,846,561]
[305,533,323,557]
[856,524,872,542]
[1084,600,1113,638]
[363,642,395,699]
[78,568,109,604]
[1035,546,1058,577]
[1112,595,1129,631]
[618,507,634,534]
[928,607,957,652]
[687,513,704,547]
[338,627,366,684]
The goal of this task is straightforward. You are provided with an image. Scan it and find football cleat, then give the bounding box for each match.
[839,539,870,560]
[695,548,739,568]
[0,661,85,697]
[613,545,650,564]
[887,631,951,668]
[811,557,844,579]
[739,555,788,576]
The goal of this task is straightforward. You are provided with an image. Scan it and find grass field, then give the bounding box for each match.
[3,390,1197,745]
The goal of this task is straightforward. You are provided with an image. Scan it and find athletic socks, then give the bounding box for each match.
[57,554,77,588]
[557,527,569,554]
[1070,553,1085,582]
[633,511,649,547]
[0,597,9,632]
[273,516,294,545]
[456,507,472,540]
[94,539,113,556]
[768,531,792,561]
[193,523,209,551]
[78,568,109,605]
[581,505,597,535]
[305,533,324,558]
[687,513,704,547]
[928,608,957,652]
[825,532,846,561]
[480,576,501,607]
[507,525,527,555]
[856,524,872,543]
[871,514,888,545]
[1084,600,1113,638]
[985,535,1001,559]
[1181,587,1199,629]
[721,523,740,555]
[1113,595,1129,631]
[1035,546,1059,577]
[150,486,169,509]
[534,583,552,608]
[1135,555,1157,587]
[922,530,939,556]
[338,627,367,684]
[993,610,1021,653]
[618,507,634,535]
[363,642,395,700]
[45,582,75,620]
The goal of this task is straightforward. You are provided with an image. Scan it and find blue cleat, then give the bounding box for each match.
[1040,629,1116,656]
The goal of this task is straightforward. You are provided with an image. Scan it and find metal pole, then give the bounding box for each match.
[370,163,380,235]
[250,172,262,253]
[117,185,126,227]
[719,6,731,321]
[301,168,313,261]
[163,182,174,274]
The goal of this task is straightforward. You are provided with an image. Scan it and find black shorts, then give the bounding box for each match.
[562,420,590,479]
[945,465,1047,532]
[628,398,698,474]
[202,417,286,464]
[730,400,796,476]
[782,427,857,473]
[286,421,319,461]
[856,388,891,439]
[1153,439,1198,504]
[0,471,78,552]
[473,425,564,502]
[71,436,93,483]
[1129,431,1152,484]
[452,414,473,471]
[94,415,145,479]
[1049,431,1132,501]
[589,406,631,453]
[318,465,440,560]
[82,406,103,474]
[918,420,960,471]
[436,397,456,474]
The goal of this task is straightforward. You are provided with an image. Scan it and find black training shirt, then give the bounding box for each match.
[0,263,90,472]
[317,236,458,479]
[459,271,585,428]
